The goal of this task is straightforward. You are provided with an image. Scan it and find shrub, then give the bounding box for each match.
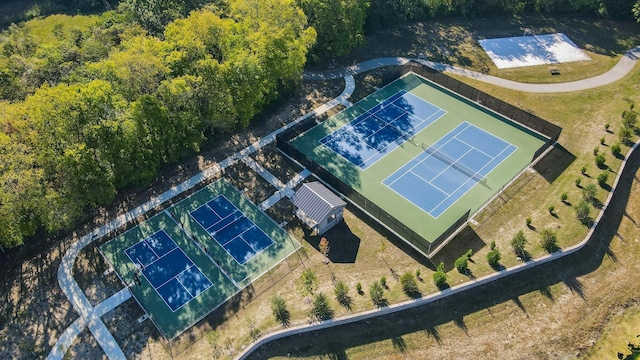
[310,293,333,321]
[297,268,318,298]
[369,280,386,306]
[574,199,591,225]
[548,205,555,214]
[581,166,587,175]
[595,153,606,168]
[605,123,610,131]
[415,269,421,279]
[539,228,558,253]
[526,217,532,227]
[271,295,290,326]
[487,248,501,268]
[611,142,622,156]
[575,178,582,187]
[432,262,447,289]
[582,183,598,202]
[619,127,633,143]
[399,271,420,297]
[380,276,387,288]
[600,137,605,145]
[490,240,496,250]
[355,282,363,294]
[560,193,568,202]
[511,230,528,258]
[454,255,468,273]
[334,281,351,308]
[597,171,609,186]
[593,147,599,156]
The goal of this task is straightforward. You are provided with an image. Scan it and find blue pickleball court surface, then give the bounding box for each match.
[124,230,213,312]
[320,90,446,170]
[189,195,274,265]
[383,122,517,218]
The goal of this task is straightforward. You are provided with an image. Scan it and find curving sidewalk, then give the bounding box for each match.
[46,75,355,360]
[304,45,640,93]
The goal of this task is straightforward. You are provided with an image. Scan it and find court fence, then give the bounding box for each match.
[278,67,561,259]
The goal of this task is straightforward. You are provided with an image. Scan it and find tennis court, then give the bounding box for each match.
[383,122,516,218]
[288,72,548,254]
[125,230,213,312]
[190,195,274,265]
[320,90,446,169]
[100,179,300,339]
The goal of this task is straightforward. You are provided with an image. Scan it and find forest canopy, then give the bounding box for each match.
[0,0,315,248]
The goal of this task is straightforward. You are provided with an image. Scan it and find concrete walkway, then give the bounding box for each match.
[48,76,355,360]
[304,45,640,93]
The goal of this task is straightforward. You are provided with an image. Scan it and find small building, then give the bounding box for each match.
[292,181,347,235]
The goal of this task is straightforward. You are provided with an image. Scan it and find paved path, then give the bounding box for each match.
[304,45,640,93]
[47,76,355,360]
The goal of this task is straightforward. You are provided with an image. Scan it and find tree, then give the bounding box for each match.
[319,237,330,261]
[310,292,333,321]
[369,280,386,307]
[597,171,609,186]
[333,280,351,308]
[574,199,592,225]
[270,295,290,326]
[399,271,420,298]
[539,228,558,253]
[454,254,469,274]
[487,241,501,268]
[622,109,637,129]
[595,153,606,168]
[297,268,318,298]
[432,262,447,289]
[297,0,368,62]
[619,126,634,144]
[511,230,528,258]
[582,183,598,203]
[611,142,622,156]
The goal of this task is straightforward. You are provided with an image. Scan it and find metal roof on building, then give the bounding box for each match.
[292,182,346,223]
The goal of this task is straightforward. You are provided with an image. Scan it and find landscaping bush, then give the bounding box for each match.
[399,271,420,298]
[334,280,351,308]
[611,142,622,156]
[310,293,333,321]
[511,230,528,258]
[432,262,447,289]
[369,280,386,306]
[574,199,592,225]
[561,192,568,202]
[595,153,606,168]
[540,228,558,253]
[597,171,609,186]
[270,295,291,327]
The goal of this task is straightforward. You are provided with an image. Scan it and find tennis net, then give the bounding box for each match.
[421,144,487,184]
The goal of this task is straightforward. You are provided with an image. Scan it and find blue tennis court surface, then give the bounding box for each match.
[320,90,446,170]
[124,230,213,312]
[383,122,517,218]
[189,195,274,265]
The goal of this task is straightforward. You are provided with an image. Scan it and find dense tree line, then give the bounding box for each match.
[0,0,315,248]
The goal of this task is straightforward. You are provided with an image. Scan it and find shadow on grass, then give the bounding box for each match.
[511,297,527,313]
[532,144,576,184]
[425,327,442,344]
[561,276,586,300]
[431,226,486,272]
[303,221,361,264]
[391,336,407,353]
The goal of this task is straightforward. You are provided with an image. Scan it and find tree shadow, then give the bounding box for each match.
[453,316,468,336]
[561,277,586,300]
[511,297,527,313]
[538,286,554,301]
[430,226,486,272]
[391,336,407,353]
[425,327,442,344]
